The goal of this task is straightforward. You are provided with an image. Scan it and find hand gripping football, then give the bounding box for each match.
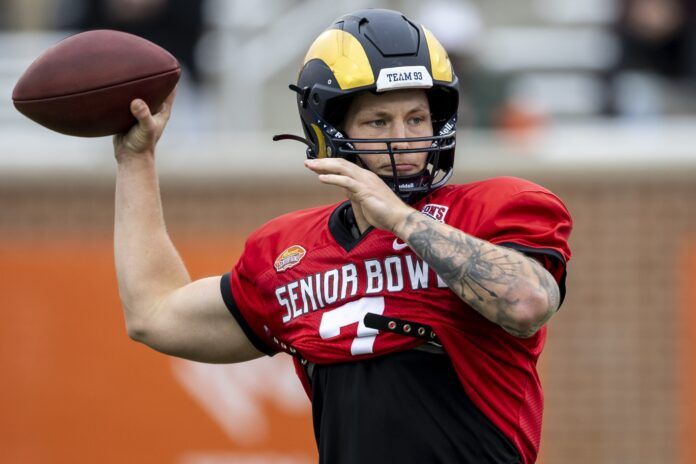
[12,30,181,137]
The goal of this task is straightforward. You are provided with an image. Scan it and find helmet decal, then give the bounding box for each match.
[303,29,375,90]
[375,66,433,92]
[310,123,328,158]
[423,27,453,82]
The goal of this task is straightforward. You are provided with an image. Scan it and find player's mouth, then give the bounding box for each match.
[383,163,420,174]
[397,164,420,174]
[396,163,417,169]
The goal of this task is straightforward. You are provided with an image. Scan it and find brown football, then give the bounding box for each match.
[12,30,180,137]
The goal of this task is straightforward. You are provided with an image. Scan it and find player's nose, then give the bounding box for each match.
[389,121,410,151]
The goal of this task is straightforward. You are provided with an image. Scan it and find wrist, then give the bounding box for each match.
[116,149,155,168]
[390,206,419,237]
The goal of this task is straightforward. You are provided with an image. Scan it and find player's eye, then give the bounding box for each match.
[408,113,430,125]
[367,119,387,128]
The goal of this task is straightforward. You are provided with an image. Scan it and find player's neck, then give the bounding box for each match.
[350,200,371,235]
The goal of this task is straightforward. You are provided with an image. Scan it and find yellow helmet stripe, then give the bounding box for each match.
[303,29,375,90]
[310,123,328,158]
[423,27,453,82]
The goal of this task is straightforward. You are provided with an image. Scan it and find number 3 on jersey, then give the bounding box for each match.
[319,296,385,355]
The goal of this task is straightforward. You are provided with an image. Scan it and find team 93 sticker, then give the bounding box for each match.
[376,65,433,92]
[274,245,306,272]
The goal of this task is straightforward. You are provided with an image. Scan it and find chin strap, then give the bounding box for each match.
[272,133,313,149]
[380,170,432,204]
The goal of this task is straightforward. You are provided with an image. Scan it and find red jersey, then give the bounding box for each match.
[224,176,572,464]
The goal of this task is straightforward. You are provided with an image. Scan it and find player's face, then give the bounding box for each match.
[342,89,433,177]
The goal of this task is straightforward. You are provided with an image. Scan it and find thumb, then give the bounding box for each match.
[130,99,157,133]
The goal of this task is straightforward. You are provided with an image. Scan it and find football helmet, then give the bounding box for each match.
[274,9,459,203]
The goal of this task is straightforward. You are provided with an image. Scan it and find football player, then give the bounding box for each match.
[113,9,572,464]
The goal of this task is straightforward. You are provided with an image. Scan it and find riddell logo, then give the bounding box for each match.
[439,121,455,135]
[274,245,306,272]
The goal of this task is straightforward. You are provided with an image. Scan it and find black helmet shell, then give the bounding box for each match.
[292,9,459,201]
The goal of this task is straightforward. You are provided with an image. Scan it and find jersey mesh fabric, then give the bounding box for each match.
[224,176,573,464]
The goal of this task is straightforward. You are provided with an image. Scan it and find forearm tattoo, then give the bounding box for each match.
[402,212,560,337]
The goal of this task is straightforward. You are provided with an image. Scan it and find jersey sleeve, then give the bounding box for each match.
[476,189,573,304]
[220,243,278,356]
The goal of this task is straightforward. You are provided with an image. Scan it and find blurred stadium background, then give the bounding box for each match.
[1,0,695,463]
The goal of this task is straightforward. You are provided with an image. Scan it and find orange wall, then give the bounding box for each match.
[0,237,316,464]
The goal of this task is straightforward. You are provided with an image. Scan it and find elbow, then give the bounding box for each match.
[503,294,555,339]
[122,306,152,344]
[504,315,543,339]
[121,293,174,348]
[126,320,148,343]
[119,291,168,345]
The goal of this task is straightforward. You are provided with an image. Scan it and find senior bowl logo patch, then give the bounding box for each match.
[274,245,306,272]
[421,204,449,223]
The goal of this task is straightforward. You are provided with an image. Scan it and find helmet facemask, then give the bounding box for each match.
[330,110,456,204]
[273,8,459,204]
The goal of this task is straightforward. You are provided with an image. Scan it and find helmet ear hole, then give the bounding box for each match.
[312,93,320,104]
[300,120,318,157]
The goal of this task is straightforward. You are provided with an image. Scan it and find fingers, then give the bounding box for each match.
[163,86,177,109]
[317,173,360,192]
[305,158,381,194]
[156,87,177,122]
[305,158,361,177]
